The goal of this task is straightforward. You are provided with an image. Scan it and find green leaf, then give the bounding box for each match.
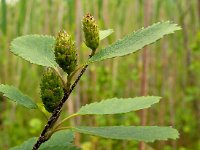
[10,138,37,150]
[73,126,179,142]
[40,131,80,150]
[76,96,160,115]
[89,21,181,63]
[0,84,37,109]
[10,131,80,150]
[10,35,58,68]
[99,29,114,41]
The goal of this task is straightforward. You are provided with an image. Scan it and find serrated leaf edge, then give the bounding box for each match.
[88,21,181,63]
[0,84,38,109]
[76,96,161,115]
[10,34,57,68]
[73,126,179,142]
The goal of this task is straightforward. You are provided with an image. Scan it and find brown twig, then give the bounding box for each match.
[32,51,95,150]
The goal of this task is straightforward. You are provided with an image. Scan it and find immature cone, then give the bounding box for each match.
[54,30,77,75]
[82,13,99,51]
[40,69,64,113]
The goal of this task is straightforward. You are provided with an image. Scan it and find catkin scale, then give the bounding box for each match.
[82,13,99,51]
[54,30,77,75]
[40,69,64,113]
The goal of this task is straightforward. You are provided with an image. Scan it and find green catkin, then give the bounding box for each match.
[54,30,77,75]
[82,13,99,51]
[40,69,64,113]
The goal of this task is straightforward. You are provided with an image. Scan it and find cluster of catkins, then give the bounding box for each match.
[40,13,99,113]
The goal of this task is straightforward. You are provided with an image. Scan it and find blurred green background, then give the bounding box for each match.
[0,0,200,150]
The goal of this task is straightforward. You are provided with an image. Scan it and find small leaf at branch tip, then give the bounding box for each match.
[99,29,114,41]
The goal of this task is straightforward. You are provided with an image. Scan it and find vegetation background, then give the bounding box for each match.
[0,0,199,150]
